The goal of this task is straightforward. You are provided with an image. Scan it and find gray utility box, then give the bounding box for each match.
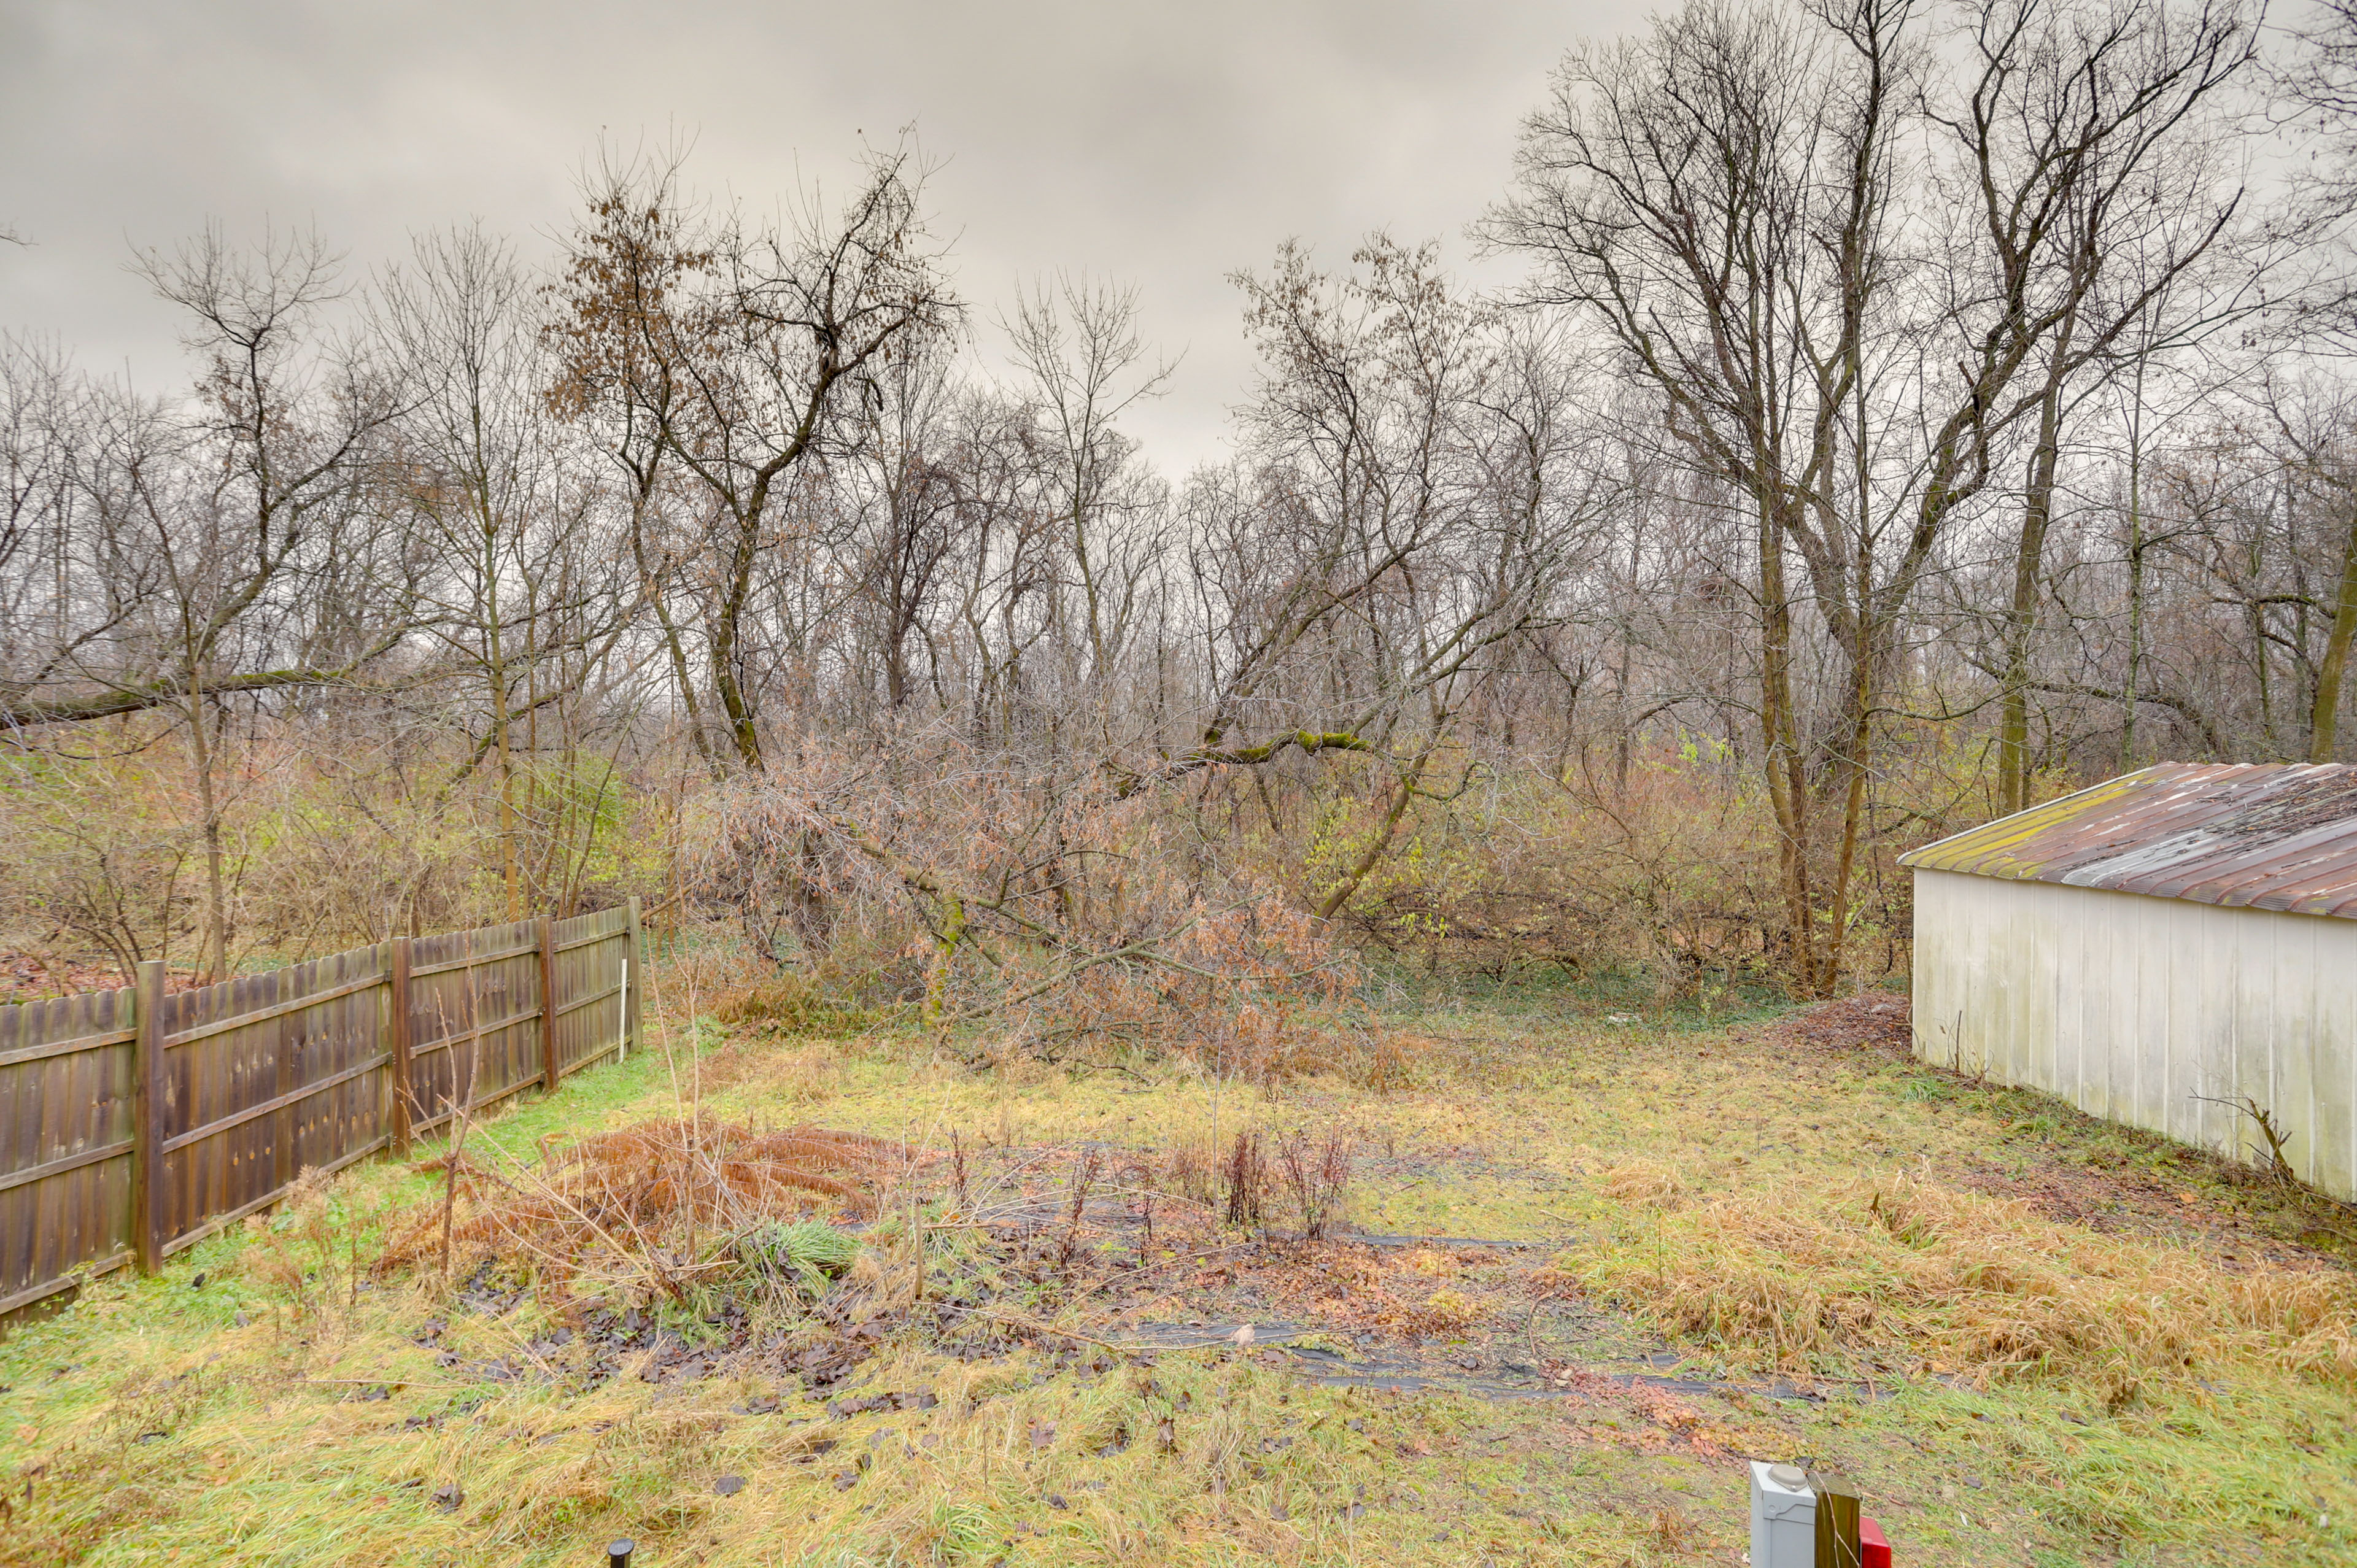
[1751,1461,1816,1567]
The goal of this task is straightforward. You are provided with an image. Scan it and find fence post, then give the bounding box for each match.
[625,896,642,1062]
[131,959,168,1275]
[539,914,559,1093]
[389,937,414,1155]
[271,966,296,1198]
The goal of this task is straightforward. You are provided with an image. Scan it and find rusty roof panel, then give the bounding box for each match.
[1898,763,2357,920]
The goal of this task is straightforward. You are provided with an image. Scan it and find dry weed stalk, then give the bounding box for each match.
[1274,1124,1353,1238]
[435,1009,483,1281]
[2191,1092,2302,1185]
[1058,1150,1105,1272]
[1221,1131,1268,1230]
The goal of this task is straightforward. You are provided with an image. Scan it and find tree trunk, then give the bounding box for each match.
[1315,750,1431,922]
[2119,365,2149,773]
[486,522,522,921]
[2000,373,2068,817]
[1757,492,1819,995]
[184,664,230,984]
[2311,500,2357,762]
[711,512,766,771]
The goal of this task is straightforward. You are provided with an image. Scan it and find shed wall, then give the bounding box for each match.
[1910,868,2357,1202]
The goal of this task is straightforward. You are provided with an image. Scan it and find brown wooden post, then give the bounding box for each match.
[130,959,168,1275]
[388,937,414,1155]
[271,970,296,1198]
[538,914,559,1092]
[625,895,643,1062]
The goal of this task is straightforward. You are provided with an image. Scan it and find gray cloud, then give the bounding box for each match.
[0,0,1643,466]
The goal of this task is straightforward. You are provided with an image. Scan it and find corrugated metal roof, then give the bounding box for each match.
[1898,763,2357,920]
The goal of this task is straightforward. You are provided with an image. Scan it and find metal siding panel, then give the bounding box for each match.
[1953,871,1986,1075]
[1997,876,2028,1082]
[1913,871,1953,1070]
[2221,905,2264,1162]
[2009,880,2041,1089]
[2112,892,2138,1129]
[2034,878,2064,1095]
[2318,919,2357,1198]
[2105,890,2138,1126]
[2136,894,2167,1136]
[2103,892,2132,1128]
[2162,900,2205,1151]
[1967,871,2000,1077]
[1995,876,2018,1074]
[2274,912,2315,1186]
[2094,884,2130,1121]
[1909,870,1945,1069]
[2052,879,2083,1110]
[2159,894,2191,1140]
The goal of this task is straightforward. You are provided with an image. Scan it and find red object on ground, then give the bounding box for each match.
[1860,1515,1892,1567]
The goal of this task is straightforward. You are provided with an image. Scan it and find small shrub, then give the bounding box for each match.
[376,1118,908,1301]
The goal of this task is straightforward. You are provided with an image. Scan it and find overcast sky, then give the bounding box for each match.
[0,0,1651,470]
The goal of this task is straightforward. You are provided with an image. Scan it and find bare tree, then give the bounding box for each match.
[1487,0,1922,994]
[553,144,961,771]
[1948,0,2261,813]
[378,223,637,917]
[1005,276,1174,695]
[75,229,412,977]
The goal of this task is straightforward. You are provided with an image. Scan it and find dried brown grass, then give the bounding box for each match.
[1598,1159,1693,1210]
[690,1038,841,1103]
[1580,1170,2357,1388]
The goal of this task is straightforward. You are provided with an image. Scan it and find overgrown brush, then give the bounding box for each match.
[376,1118,913,1302]
[1576,1171,2357,1389]
[686,769,1363,1076]
[709,971,897,1038]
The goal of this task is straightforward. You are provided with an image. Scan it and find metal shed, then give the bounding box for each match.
[1900,762,2357,1201]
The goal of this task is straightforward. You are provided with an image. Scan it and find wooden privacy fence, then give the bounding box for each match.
[0,898,641,1320]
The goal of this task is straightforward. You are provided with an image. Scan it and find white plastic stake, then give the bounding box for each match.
[1751,1461,1816,1568]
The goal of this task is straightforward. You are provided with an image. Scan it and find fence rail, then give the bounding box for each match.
[0,898,641,1321]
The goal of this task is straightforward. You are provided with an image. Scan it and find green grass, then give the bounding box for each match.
[2,991,2351,1566]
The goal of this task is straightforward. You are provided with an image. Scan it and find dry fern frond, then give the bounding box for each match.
[376,1118,915,1294]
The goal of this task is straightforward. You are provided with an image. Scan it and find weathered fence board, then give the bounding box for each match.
[0,897,641,1325]
[551,907,632,1081]
[0,989,136,1315]
[409,918,548,1135]
[160,944,394,1261]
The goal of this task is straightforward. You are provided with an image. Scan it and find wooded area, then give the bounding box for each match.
[8,0,2357,1030]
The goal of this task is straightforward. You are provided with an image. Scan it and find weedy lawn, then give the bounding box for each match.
[2,989,2351,1567]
